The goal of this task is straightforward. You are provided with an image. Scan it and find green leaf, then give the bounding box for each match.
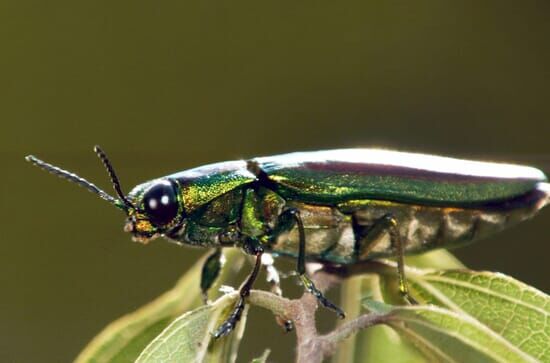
[75,248,245,363]
[362,296,394,315]
[250,349,271,363]
[407,268,550,362]
[333,250,550,363]
[334,274,426,363]
[332,249,464,363]
[136,292,247,363]
[405,249,466,270]
[385,305,539,363]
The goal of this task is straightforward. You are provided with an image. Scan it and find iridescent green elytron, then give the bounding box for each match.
[26,147,550,338]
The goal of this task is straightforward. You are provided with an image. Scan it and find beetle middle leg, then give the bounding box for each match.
[277,209,345,318]
[355,213,416,304]
[213,242,263,338]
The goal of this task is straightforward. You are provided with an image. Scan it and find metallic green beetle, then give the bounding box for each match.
[26,147,550,337]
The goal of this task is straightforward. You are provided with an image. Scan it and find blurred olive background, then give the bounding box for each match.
[2,1,549,362]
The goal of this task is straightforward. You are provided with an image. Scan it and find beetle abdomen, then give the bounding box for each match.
[353,184,549,260]
[269,183,549,264]
[254,149,547,206]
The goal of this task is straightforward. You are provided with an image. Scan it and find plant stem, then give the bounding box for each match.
[332,276,364,363]
[247,269,390,363]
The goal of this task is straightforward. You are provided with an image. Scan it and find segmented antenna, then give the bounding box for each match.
[25,154,120,207]
[93,145,136,211]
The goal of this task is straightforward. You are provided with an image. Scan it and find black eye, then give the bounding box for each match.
[143,180,179,226]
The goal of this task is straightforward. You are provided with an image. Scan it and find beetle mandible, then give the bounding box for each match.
[26,147,550,337]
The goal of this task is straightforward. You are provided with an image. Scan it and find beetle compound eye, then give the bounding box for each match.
[142,180,179,226]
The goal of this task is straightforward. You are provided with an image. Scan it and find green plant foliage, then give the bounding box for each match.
[407,269,550,362]
[75,249,245,363]
[333,249,465,363]
[334,250,550,363]
[136,292,247,363]
[333,275,424,363]
[250,349,271,363]
[372,304,539,363]
[76,249,550,363]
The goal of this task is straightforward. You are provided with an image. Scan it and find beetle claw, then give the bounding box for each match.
[300,275,346,319]
[275,315,294,332]
[213,320,235,339]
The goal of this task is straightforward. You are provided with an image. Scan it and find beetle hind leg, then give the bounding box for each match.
[388,217,417,304]
[356,213,416,304]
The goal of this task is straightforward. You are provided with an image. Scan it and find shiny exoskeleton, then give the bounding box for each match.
[26,148,550,338]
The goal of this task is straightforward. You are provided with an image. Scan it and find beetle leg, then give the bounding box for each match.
[282,209,345,319]
[387,216,417,304]
[213,245,263,339]
[262,253,294,332]
[200,248,223,304]
[356,214,416,304]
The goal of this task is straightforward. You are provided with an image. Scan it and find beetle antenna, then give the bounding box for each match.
[25,154,121,208]
[93,145,136,211]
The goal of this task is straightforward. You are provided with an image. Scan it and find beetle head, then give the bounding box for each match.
[125,179,184,243]
[25,146,184,245]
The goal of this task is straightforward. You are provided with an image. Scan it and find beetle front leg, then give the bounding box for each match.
[200,248,223,303]
[282,209,345,319]
[213,244,263,339]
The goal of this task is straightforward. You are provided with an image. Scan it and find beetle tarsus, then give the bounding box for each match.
[300,274,345,318]
[278,317,294,332]
[213,250,263,339]
[213,298,244,338]
[402,293,418,305]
